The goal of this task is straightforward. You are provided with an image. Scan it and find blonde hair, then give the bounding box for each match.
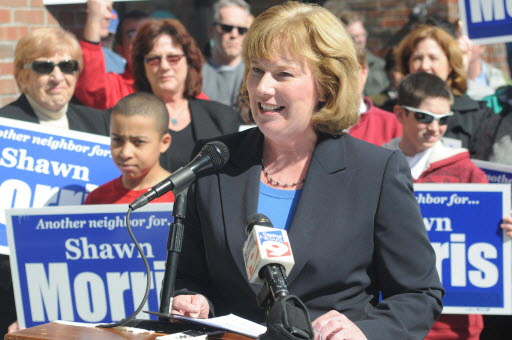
[14,27,83,91]
[241,1,360,134]
[395,25,467,96]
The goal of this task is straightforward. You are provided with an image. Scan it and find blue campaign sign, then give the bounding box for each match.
[0,118,119,254]
[415,183,512,314]
[472,159,512,186]
[459,0,512,44]
[5,203,174,328]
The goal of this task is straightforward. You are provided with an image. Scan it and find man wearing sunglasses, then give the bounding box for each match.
[202,0,251,107]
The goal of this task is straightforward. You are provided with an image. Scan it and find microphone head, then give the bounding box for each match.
[202,141,230,170]
[246,213,274,236]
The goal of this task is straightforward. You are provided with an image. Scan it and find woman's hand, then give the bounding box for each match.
[501,211,512,238]
[171,294,209,319]
[7,321,19,333]
[312,310,367,340]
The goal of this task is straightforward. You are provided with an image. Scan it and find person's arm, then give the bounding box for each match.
[83,0,111,43]
[358,151,443,338]
[75,0,132,109]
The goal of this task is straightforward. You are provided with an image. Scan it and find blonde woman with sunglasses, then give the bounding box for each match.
[0,27,109,136]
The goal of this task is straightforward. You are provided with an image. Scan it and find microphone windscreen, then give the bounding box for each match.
[246,213,274,236]
[202,141,230,170]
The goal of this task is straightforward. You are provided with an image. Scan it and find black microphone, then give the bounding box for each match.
[129,141,229,210]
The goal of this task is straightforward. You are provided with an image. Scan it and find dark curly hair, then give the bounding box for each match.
[132,19,204,98]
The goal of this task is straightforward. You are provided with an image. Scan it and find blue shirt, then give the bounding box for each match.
[257,182,302,230]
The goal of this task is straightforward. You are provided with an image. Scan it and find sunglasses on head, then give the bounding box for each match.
[23,60,79,75]
[402,106,453,125]
[144,54,185,66]
[215,23,248,35]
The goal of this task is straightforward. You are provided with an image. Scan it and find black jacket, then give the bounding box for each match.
[0,94,109,136]
[446,94,493,154]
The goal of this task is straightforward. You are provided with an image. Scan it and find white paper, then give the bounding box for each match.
[171,314,266,338]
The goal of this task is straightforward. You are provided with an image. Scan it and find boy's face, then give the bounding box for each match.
[395,96,451,155]
[110,113,170,182]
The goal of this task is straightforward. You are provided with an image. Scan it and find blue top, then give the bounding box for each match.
[257,182,302,230]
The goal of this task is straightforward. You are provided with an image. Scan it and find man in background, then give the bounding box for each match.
[338,10,389,97]
[202,0,251,107]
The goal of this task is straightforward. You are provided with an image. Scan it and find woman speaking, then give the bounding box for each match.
[171,2,443,339]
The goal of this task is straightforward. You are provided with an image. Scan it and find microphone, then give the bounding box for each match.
[129,141,230,210]
[243,214,314,340]
[242,214,295,307]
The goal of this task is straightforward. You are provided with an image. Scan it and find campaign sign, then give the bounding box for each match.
[6,203,174,329]
[459,0,512,44]
[415,183,512,314]
[472,159,512,186]
[0,117,118,255]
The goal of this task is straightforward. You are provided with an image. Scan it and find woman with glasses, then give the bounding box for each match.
[0,27,109,135]
[131,19,240,171]
[171,2,443,339]
[395,25,492,155]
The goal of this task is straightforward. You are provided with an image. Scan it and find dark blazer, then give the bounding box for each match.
[176,128,444,339]
[160,98,241,172]
[0,94,109,136]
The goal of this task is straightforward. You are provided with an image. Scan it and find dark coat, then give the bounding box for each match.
[0,94,109,136]
[445,94,493,155]
[176,128,444,339]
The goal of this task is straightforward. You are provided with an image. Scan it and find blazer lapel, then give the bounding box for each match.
[286,134,351,284]
[219,129,263,285]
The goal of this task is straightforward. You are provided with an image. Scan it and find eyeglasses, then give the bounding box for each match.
[23,60,79,75]
[402,106,453,125]
[144,54,185,66]
[215,23,248,35]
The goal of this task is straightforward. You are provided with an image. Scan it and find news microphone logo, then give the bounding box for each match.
[258,230,292,258]
[243,224,294,284]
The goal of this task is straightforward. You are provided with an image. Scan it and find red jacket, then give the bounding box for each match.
[75,40,135,110]
[75,40,209,110]
[348,97,402,146]
[415,152,488,184]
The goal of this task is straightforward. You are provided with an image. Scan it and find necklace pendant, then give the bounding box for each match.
[171,117,178,125]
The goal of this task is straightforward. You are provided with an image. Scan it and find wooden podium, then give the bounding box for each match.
[4,321,253,340]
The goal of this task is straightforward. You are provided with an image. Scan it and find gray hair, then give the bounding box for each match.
[212,0,250,23]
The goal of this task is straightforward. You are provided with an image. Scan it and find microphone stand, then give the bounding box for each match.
[256,266,314,340]
[125,189,215,334]
[158,189,188,318]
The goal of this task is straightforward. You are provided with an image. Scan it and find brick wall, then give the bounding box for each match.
[0,0,60,107]
[0,0,509,107]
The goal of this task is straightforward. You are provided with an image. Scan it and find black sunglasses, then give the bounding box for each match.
[402,106,453,125]
[215,23,248,35]
[144,54,185,66]
[23,60,79,75]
